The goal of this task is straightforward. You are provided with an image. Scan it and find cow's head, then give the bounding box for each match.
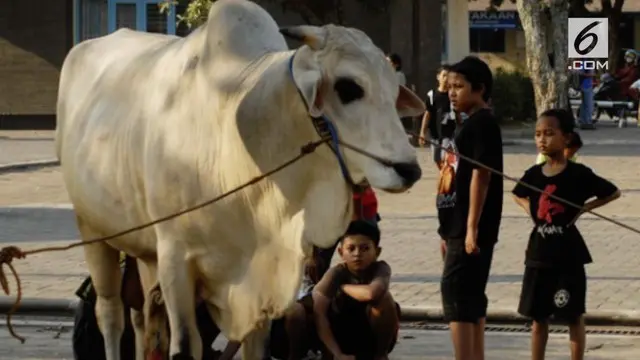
[280,25,425,193]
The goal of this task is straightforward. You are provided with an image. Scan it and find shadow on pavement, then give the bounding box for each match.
[0,207,78,243]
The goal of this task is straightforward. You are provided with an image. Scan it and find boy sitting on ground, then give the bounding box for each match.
[313,220,400,360]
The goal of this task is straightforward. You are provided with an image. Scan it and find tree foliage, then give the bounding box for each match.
[160,0,390,29]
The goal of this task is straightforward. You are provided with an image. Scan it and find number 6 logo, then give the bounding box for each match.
[574,21,601,56]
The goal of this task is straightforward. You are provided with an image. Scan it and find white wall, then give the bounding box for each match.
[445,0,470,63]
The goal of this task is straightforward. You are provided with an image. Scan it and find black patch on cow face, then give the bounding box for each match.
[334,77,364,104]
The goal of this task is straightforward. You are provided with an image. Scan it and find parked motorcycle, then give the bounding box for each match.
[593,73,621,122]
[575,73,637,123]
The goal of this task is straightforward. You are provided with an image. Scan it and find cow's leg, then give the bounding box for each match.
[241,322,270,360]
[78,217,124,360]
[130,309,146,360]
[134,260,160,360]
[156,239,201,360]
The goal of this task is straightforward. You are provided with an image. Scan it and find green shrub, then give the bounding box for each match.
[491,67,536,123]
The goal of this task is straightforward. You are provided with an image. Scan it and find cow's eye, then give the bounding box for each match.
[334,77,364,104]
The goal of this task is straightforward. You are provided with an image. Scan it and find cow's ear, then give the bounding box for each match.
[290,46,324,117]
[396,85,426,117]
[280,26,328,50]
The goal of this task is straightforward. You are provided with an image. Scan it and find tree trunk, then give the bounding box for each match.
[516,0,569,116]
[608,12,621,73]
[603,0,625,74]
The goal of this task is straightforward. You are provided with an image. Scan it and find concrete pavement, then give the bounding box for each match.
[1,135,640,317]
[1,321,639,359]
[0,131,57,167]
[1,124,639,167]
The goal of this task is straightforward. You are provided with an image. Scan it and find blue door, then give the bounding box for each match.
[107,0,176,35]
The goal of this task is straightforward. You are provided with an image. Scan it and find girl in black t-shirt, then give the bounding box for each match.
[512,109,620,360]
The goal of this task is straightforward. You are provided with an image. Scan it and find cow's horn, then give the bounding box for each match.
[279,26,327,50]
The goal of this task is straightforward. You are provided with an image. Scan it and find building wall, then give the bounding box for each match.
[0,0,72,115]
[477,12,640,74]
[0,0,440,123]
[259,0,441,96]
[475,29,527,73]
[446,0,470,63]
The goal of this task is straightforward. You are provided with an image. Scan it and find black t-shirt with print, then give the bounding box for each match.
[426,90,454,140]
[512,162,618,268]
[434,116,459,238]
[439,108,504,245]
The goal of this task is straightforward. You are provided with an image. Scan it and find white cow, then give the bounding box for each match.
[55,0,425,359]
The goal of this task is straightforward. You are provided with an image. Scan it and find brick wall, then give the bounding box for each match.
[0,0,72,115]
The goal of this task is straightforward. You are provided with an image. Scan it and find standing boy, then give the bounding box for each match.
[439,56,503,360]
[419,64,457,165]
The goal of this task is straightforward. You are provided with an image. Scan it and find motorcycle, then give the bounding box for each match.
[593,73,621,122]
[574,73,637,124]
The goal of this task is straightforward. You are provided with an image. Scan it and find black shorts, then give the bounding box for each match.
[270,295,399,359]
[328,297,400,358]
[518,266,586,324]
[441,242,495,323]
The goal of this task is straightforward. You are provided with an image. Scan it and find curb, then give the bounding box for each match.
[3,298,640,327]
[400,306,640,327]
[0,159,60,174]
[0,297,78,317]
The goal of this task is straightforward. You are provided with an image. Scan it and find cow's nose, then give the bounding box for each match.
[392,161,422,187]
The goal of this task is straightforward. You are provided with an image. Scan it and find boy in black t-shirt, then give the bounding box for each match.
[419,64,459,165]
[439,56,503,360]
[512,109,620,360]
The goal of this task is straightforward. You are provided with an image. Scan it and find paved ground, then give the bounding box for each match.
[2,320,640,360]
[0,131,56,166]
[1,125,640,315]
[0,121,639,166]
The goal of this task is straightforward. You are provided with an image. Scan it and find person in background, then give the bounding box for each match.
[615,50,639,100]
[629,77,640,126]
[268,255,322,360]
[418,64,460,262]
[419,64,459,164]
[578,65,596,130]
[535,131,583,164]
[387,53,407,87]
[72,255,241,360]
[512,108,620,360]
